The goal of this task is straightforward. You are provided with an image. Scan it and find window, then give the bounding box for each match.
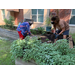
[69,9,75,24]
[1,9,5,20]
[32,9,44,22]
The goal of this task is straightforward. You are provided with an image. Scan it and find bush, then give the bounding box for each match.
[30,29,37,35]
[36,27,45,34]
[4,16,14,28]
[45,17,51,27]
[30,27,45,35]
[4,18,8,25]
[10,37,75,65]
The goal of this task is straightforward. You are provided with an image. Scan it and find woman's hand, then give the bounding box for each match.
[29,34,34,36]
[27,33,29,35]
[59,27,65,35]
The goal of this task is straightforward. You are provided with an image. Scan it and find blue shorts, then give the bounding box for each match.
[56,30,69,35]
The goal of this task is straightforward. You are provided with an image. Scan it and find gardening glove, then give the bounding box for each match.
[55,34,59,39]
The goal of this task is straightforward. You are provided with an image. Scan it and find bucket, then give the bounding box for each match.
[46,26,51,32]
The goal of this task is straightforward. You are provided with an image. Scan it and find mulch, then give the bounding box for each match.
[38,33,63,43]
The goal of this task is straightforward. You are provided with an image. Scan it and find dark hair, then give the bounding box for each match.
[51,16,60,23]
[29,22,33,26]
[24,19,34,26]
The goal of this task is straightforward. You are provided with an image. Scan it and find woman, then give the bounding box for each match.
[17,21,33,40]
[51,16,69,42]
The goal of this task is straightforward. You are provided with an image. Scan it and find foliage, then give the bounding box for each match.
[30,27,45,35]
[10,37,75,65]
[4,16,14,28]
[45,17,51,26]
[4,18,8,25]
[30,29,37,35]
[46,38,49,41]
[36,27,45,34]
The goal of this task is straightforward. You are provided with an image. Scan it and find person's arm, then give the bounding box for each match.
[27,24,31,35]
[53,25,56,33]
[59,27,65,35]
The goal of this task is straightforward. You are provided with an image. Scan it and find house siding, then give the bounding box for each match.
[23,9,49,29]
[59,9,71,23]
[0,9,75,33]
[0,9,10,25]
[14,9,23,25]
[50,9,71,23]
[50,9,75,33]
[0,9,72,25]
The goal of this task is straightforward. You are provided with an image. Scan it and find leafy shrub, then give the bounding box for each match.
[10,39,25,59]
[45,17,51,26]
[4,18,9,25]
[46,38,49,41]
[30,27,45,35]
[30,29,37,35]
[36,27,45,34]
[10,37,75,65]
[4,16,14,28]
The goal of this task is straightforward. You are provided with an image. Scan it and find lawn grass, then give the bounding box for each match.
[0,39,15,65]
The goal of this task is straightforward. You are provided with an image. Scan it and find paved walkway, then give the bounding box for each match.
[0,28,19,41]
[0,28,40,42]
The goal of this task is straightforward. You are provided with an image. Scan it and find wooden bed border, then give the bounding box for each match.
[69,35,73,48]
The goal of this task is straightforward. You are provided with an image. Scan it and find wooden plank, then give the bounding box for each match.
[69,35,73,48]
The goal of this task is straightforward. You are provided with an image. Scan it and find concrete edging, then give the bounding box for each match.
[15,58,36,65]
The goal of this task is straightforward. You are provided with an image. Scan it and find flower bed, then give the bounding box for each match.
[11,36,75,65]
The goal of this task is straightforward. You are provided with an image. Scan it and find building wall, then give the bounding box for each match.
[0,9,10,25]
[0,9,75,33]
[58,9,75,33]
[50,9,75,33]
[0,9,72,26]
[14,9,23,25]
[0,9,23,25]
[59,9,71,23]
[23,9,49,29]
[50,9,71,23]
[69,26,75,33]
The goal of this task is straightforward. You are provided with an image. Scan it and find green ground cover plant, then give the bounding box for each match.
[11,36,75,65]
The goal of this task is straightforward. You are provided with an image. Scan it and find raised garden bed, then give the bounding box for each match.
[15,58,36,65]
[10,27,74,65]
[13,34,74,65]
[32,32,74,48]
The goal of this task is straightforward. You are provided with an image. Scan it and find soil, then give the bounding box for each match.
[38,33,63,43]
[38,33,75,47]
